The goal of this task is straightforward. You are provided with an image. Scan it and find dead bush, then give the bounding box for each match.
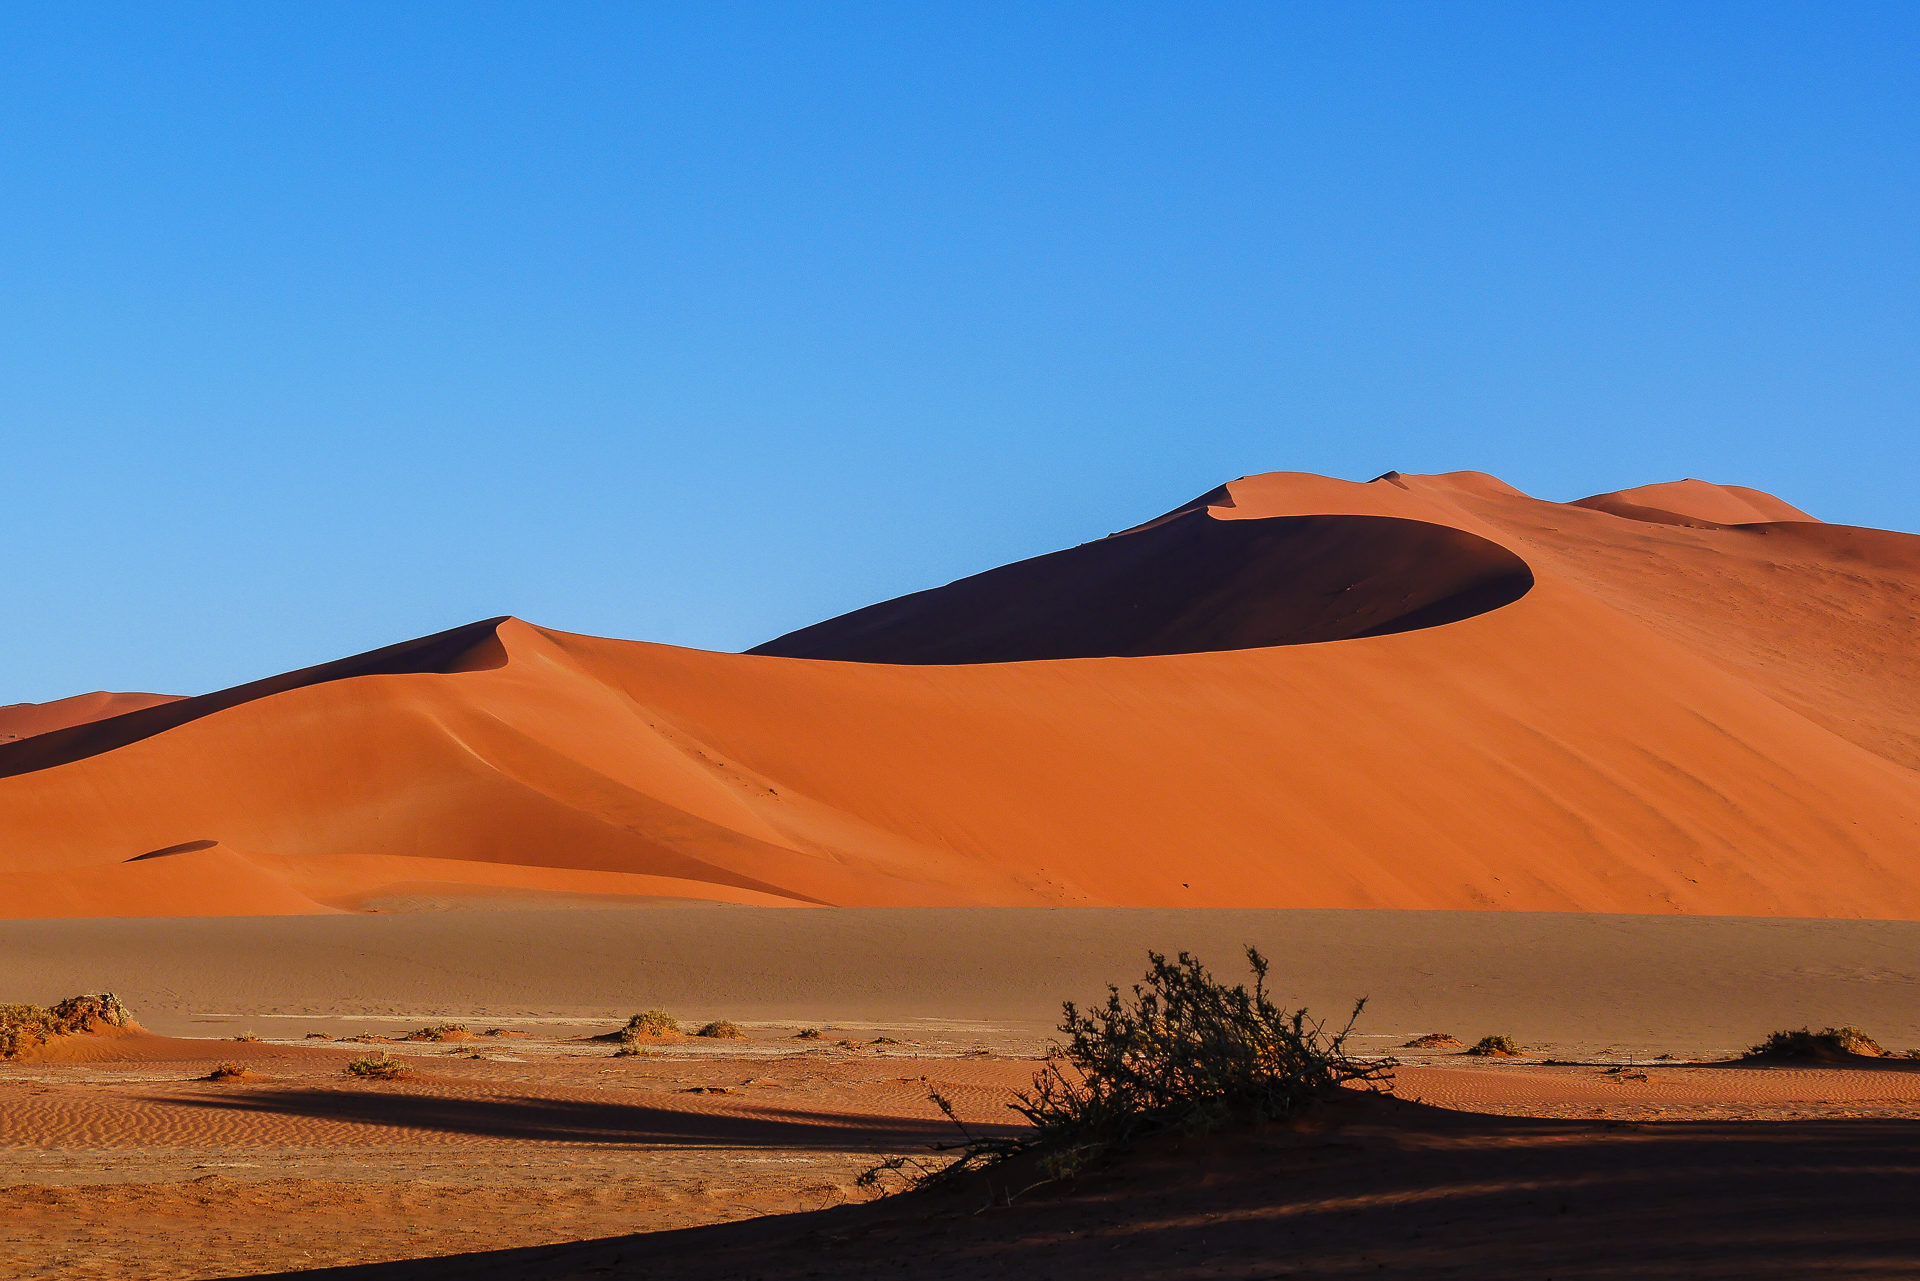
[861,947,1392,1193]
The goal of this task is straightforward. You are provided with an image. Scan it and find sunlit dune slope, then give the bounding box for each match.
[1,468,1917,919]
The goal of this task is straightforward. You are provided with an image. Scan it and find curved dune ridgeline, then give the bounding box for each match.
[2,469,1919,919]
[748,512,1533,662]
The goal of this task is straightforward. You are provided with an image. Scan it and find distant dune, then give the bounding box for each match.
[2,469,1917,919]
[0,691,181,744]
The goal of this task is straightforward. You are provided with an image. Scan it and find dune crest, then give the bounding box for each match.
[1,469,1917,919]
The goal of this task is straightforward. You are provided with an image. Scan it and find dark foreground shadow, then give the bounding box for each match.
[157,1086,990,1149]
[244,1098,1920,1281]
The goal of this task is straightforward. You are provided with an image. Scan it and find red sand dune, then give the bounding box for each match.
[1,469,1917,919]
[0,691,180,744]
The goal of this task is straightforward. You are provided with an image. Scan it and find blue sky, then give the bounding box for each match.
[3,2,1915,700]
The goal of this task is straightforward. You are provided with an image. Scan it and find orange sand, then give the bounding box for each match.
[0,691,179,743]
[1,470,1917,917]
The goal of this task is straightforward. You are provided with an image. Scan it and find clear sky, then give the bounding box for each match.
[4,3,1915,701]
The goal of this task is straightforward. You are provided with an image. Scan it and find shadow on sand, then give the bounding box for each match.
[153,1085,996,1149]
[245,1096,1920,1280]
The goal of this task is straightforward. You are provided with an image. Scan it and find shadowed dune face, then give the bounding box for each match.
[749,513,1534,663]
[0,618,508,782]
[2,468,1919,919]
[0,691,182,744]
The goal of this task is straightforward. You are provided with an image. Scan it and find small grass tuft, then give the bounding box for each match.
[694,1021,748,1040]
[303,1032,333,1040]
[344,1053,410,1080]
[233,1032,261,1043]
[1465,1035,1523,1057]
[613,1044,653,1058]
[207,1061,252,1081]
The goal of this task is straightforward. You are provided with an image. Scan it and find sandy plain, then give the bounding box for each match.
[5,907,1920,1278]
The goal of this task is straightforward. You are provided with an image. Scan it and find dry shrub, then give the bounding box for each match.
[303,1032,333,1040]
[1465,1035,1523,1057]
[1402,1032,1461,1049]
[0,993,136,1058]
[862,947,1392,1192]
[1748,1026,1886,1060]
[233,1032,261,1043]
[794,1027,825,1041]
[207,1062,252,1081]
[406,1023,471,1042]
[695,1021,748,1040]
[344,1053,410,1080]
[613,1044,653,1058]
[622,1010,681,1040]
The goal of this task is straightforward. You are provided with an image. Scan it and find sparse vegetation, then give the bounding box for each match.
[794,1027,824,1040]
[622,1010,681,1039]
[1402,1032,1462,1049]
[233,1032,261,1043]
[406,1023,471,1042]
[613,1044,653,1058]
[208,1061,251,1081]
[304,1032,333,1040]
[695,1020,747,1040]
[860,947,1392,1195]
[344,1053,410,1080]
[0,993,135,1058]
[1465,1035,1523,1057]
[1747,1026,1886,1060]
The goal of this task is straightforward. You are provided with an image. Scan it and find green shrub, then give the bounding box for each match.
[695,1021,747,1040]
[862,947,1392,1192]
[1465,1035,1522,1057]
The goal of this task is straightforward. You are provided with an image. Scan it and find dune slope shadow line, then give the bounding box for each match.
[752,512,1534,664]
[152,1087,1008,1148]
[0,617,511,782]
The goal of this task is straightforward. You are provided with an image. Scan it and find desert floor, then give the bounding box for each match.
[6,908,1920,1279]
